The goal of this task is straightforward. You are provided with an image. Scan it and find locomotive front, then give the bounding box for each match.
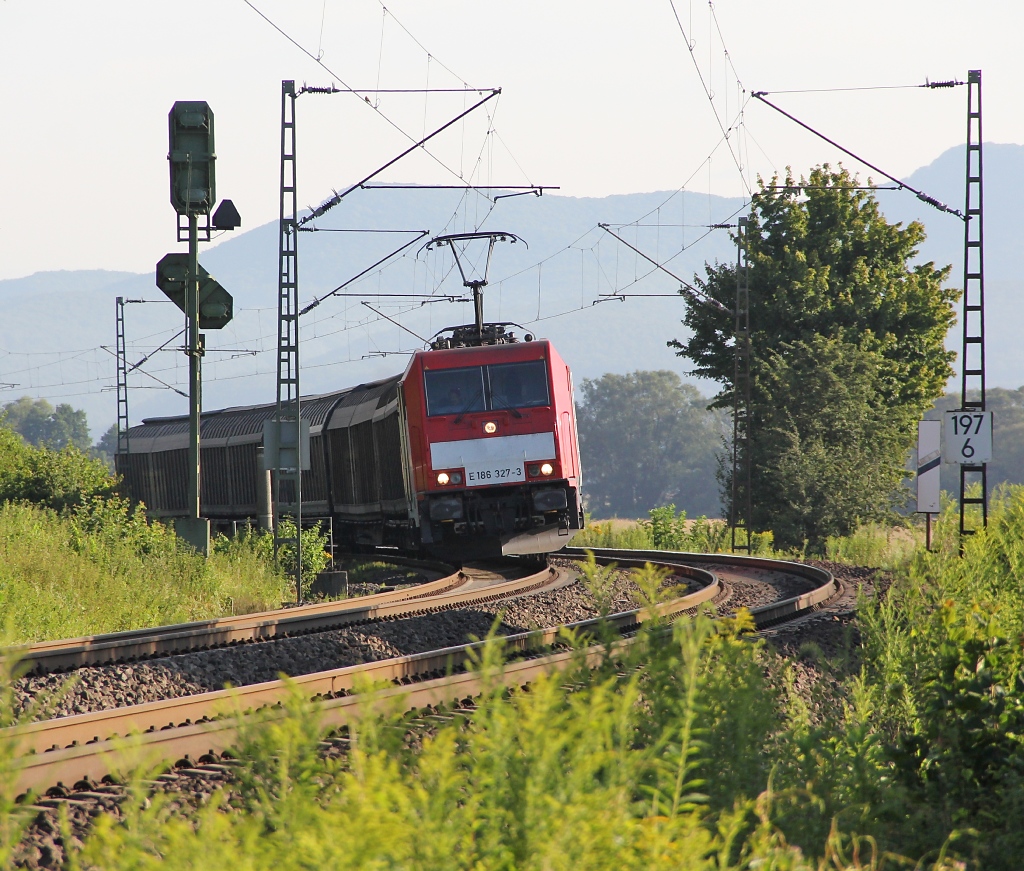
[401,338,584,556]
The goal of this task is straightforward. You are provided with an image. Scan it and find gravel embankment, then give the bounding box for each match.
[11,560,804,722]
[12,569,663,722]
[11,557,851,871]
[760,561,890,722]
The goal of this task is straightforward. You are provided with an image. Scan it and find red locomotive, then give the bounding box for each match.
[403,323,584,555]
[118,323,584,558]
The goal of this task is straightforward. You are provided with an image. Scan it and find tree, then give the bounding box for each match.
[1,396,54,445]
[670,166,959,549]
[753,336,911,547]
[0,428,117,511]
[576,370,724,518]
[95,423,119,457]
[49,403,91,451]
[1,396,91,451]
[91,423,120,470]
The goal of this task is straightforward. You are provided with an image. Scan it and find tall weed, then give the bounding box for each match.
[0,500,288,642]
[576,504,774,554]
[825,522,921,570]
[852,485,1024,867]
[73,612,946,870]
[0,598,958,870]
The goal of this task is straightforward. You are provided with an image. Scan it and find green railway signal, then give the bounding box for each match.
[156,253,233,329]
[168,101,216,215]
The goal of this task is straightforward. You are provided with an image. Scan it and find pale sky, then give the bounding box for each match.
[1,0,1019,282]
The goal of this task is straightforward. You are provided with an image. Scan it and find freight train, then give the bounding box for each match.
[116,324,584,558]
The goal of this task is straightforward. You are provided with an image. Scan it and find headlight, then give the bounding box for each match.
[540,462,554,476]
[451,472,463,485]
[483,421,498,434]
[437,472,450,485]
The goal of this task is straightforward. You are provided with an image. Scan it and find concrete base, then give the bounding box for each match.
[175,517,211,556]
[312,570,349,598]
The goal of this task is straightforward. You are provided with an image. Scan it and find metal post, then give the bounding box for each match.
[959,69,987,538]
[730,215,752,553]
[472,283,485,337]
[115,297,130,457]
[275,80,303,602]
[188,212,202,522]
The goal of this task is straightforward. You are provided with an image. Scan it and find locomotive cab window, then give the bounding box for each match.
[425,367,487,417]
[487,361,549,410]
[426,360,551,417]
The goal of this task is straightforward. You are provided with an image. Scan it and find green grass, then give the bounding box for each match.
[579,503,924,568]
[68,599,955,871]
[3,489,1023,867]
[576,505,773,555]
[824,521,923,570]
[0,499,289,643]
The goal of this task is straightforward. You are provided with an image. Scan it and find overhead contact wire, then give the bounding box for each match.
[751,91,965,220]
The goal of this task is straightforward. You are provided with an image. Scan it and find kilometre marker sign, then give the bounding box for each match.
[943,411,993,465]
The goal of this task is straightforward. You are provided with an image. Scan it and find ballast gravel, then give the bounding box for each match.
[10,558,852,871]
[11,568,670,722]
[760,560,889,723]
[10,559,804,723]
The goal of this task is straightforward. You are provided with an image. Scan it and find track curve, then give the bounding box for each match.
[6,549,833,797]
[7,558,579,674]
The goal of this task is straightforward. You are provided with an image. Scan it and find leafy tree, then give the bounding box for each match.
[1,396,53,445]
[1,396,91,451]
[670,166,959,549]
[49,403,91,450]
[576,370,724,518]
[754,336,912,548]
[0,428,117,511]
[91,422,120,470]
[95,423,119,457]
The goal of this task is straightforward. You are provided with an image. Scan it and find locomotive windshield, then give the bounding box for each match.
[425,360,550,417]
[487,361,549,410]
[424,366,487,416]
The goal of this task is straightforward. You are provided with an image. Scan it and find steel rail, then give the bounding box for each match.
[562,547,837,626]
[10,560,719,794]
[9,552,833,796]
[6,559,562,674]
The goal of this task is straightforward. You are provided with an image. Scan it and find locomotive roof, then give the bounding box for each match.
[411,337,551,368]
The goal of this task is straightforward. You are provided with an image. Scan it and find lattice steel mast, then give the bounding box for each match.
[730,216,752,553]
[274,79,303,601]
[115,297,130,456]
[959,69,987,536]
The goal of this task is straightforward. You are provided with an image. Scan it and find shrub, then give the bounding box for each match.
[0,429,116,511]
[249,520,331,601]
[0,500,289,642]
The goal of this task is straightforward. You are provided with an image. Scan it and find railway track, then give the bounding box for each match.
[6,558,569,674]
[6,549,835,798]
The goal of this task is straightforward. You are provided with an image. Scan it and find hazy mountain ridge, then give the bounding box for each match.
[2,144,1021,438]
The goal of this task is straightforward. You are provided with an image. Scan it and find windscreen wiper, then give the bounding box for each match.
[490,397,523,418]
[453,389,484,424]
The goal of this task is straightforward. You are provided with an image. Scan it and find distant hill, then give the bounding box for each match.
[2,144,1021,439]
